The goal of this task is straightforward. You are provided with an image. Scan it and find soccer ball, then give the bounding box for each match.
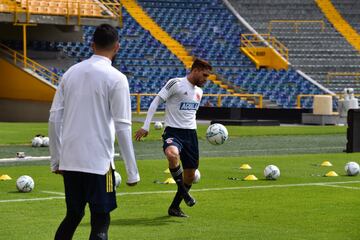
[16,175,35,193]
[154,121,163,130]
[345,162,360,176]
[114,171,122,188]
[31,137,43,147]
[206,123,228,145]
[264,165,280,180]
[42,137,49,147]
[193,169,201,183]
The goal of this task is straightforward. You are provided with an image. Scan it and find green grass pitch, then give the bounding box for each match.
[0,122,359,240]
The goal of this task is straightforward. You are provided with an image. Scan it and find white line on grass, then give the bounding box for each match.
[202,146,344,154]
[116,180,360,196]
[41,191,65,196]
[320,184,360,190]
[0,196,64,203]
[1,180,359,204]
[0,146,344,163]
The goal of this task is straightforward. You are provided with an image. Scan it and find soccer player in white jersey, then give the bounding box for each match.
[135,59,212,217]
[49,24,140,239]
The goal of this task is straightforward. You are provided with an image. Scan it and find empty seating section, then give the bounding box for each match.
[0,1,16,13]
[139,0,253,68]
[228,0,360,94]
[8,0,106,17]
[217,68,323,108]
[57,10,248,110]
[137,0,325,108]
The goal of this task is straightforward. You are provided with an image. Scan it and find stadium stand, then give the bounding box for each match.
[1,0,338,112]
[227,0,360,94]
[136,0,326,108]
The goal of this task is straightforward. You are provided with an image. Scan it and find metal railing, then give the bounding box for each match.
[241,33,288,61]
[297,93,360,108]
[0,42,60,85]
[326,72,360,85]
[130,93,263,113]
[268,20,325,34]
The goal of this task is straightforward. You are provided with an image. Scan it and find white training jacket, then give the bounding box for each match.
[49,55,140,184]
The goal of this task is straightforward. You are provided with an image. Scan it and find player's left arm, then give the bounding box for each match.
[110,79,140,185]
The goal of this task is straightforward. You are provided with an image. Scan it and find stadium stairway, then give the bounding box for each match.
[0,43,56,121]
[332,0,360,34]
[315,0,360,52]
[120,0,234,93]
[227,0,360,94]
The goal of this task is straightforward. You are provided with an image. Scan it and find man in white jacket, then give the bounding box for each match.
[49,24,140,240]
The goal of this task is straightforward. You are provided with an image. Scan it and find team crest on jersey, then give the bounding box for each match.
[180,102,199,110]
[195,93,201,101]
[165,138,174,144]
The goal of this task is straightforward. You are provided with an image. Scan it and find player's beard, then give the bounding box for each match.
[196,79,206,88]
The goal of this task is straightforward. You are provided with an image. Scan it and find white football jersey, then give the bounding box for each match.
[158,77,203,129]
[49,55,133,175]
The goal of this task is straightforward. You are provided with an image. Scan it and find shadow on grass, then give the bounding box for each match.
[111,215,179,226]
[80,215,178,227]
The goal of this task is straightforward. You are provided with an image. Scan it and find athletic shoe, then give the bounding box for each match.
[168,207,188,218]
[183,192,196,207]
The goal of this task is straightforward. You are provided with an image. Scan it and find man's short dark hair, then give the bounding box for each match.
[93,24,119,50]
[190,58,212,72]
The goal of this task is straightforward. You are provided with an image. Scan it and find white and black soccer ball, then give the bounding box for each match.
[193,169,201,184]
[114,171,122,188]
[154,121,163,130]
[345,162,360,176]
[16,175,35,193]
[206,123,228,145]
[31,137,43,147]
[264,165,280,180]
[42,137,49,147]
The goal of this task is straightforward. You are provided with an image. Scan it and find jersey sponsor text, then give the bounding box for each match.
[179,102,199,110]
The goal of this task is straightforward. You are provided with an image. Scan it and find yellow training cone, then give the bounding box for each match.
[243,175,258,181]
[163,168,170,173]
[240,164,252,170]
[163,178,176,184]
[0,174,12,181]
[321,161,332,167]
[325,171,338,177]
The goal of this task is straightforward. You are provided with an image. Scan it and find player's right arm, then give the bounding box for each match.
[135,95,164,141]
[48,81,65,173]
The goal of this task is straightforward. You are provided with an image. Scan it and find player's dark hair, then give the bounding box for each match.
[93,24,119,50]
[190,58,212,72]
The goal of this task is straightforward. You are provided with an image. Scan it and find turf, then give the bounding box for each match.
[0,123,359,240]
[0,121,346,145]
[0,153,360,240]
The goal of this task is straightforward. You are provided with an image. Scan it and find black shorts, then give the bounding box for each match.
[162,127,199,169]
[62,169,117,214]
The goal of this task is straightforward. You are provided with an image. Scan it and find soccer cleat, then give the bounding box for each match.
[183,192,196,207]
[168,207,188,218]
